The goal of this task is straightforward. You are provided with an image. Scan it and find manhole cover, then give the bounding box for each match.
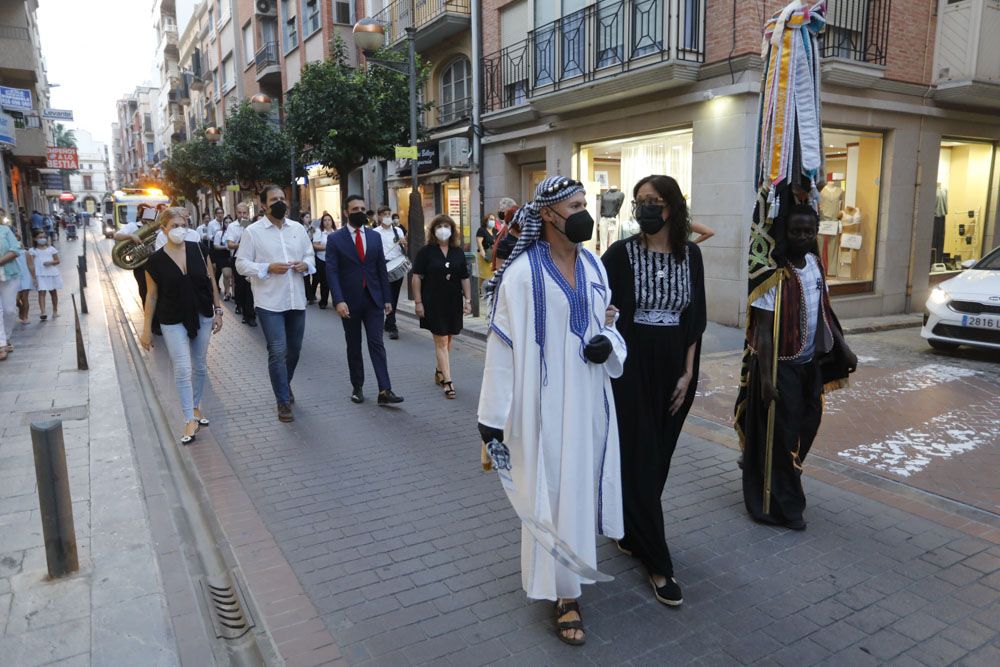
[24,405,88,425]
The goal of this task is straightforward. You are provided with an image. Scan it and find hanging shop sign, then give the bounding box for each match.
[0,86,33,111]
[394,145,418,160]
[0,114,15,146]
[396,141,439,174]
[46,146,79,170]
[42,109,74,121]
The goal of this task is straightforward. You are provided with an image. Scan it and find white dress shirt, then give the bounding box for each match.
[207,219,222,239]
[376,224,407,272]
[235,217,316,312]
[312,227,333,262]
[224,221,245,248]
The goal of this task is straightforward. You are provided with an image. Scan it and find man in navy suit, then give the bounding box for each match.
[326,194,404,405]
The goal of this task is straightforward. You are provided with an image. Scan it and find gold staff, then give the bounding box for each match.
[763,270,783,515]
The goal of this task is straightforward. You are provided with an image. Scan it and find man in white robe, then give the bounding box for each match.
[478,176,626,646]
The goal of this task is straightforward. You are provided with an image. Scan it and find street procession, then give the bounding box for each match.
[1,1,999,665]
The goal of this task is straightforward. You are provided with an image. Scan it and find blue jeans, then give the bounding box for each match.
[160,316,214,422]
[256,308,305,404]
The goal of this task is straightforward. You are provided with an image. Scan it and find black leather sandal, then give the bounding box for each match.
[443,381,456,399]
[434,369,445,386]
[554,599,586,646]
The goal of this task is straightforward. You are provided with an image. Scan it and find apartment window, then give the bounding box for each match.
[83,175,93,190]
[439,57,471,124]
[222,56,235,91]
[303,0,320,36]
[143,113,152,132]
[281,0,298,51]
[146,142,155,160]
[242,23,254,66]
[208,5,214,29]
[333,0,353,25]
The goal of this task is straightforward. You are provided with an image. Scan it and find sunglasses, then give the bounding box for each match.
[541,178,582,196]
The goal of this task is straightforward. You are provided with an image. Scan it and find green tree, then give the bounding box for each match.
[162,141,203,219]
[285,37,430,210]
[222,100,293,192]
[185,129,229,207]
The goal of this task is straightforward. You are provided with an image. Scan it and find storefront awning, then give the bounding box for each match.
[386,168,471,188]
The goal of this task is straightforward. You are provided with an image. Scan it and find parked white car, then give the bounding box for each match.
[921,246,1000,351]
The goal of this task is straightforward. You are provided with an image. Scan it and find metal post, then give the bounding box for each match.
[71,294,88,370]
[290,144,299,221]
[30,420,79,578]
[470,0,483,318]
[405,23,424,299]
[77,255,86,288]
[77,265,88,315]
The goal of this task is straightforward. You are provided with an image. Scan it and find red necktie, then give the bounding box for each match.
[355,228,366,287]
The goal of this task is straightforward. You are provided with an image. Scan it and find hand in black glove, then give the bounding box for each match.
[583,335,613,364]
[478,422,505,444]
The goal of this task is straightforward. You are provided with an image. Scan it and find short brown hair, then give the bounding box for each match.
[427,214,460,248]
[259,184,284,202]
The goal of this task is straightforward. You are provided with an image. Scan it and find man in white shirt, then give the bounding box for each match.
[375,205,407,340]
[235,185,315,423]
[226,202,256,326]
[208,207,224,239]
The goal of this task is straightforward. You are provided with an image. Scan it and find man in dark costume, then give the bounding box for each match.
[736,202,856,530]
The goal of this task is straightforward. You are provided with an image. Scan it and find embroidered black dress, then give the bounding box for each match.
[413,244,469,336]
[603,237,706,578]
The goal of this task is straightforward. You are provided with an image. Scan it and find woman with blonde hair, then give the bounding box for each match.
[140,207,224,445]
[412,214,471,398]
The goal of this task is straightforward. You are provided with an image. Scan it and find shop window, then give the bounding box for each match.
[439,58,472,124]
[818,128,883,294]
[578,128,693,255]
[930,139,996,275]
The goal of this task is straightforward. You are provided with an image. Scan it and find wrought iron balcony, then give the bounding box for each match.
[255,40,281,85]
[819,0,890,66]
[483,0,705,115]
[371,0,471,52]
[435,96,472,126]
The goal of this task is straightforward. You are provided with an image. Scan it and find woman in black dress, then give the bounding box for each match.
[602,174,706,607]
[412,214,471,399]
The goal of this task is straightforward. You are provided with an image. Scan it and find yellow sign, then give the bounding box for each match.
[226,184,241,192]
[395,145,418,160]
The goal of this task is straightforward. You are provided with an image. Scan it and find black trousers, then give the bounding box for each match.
[742,358,823,525]
[233,265,255,322]
[312,259,329,306]
[342,295,391,392]
[384,277,403,331]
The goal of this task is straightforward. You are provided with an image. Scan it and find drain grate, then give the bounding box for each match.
[200,575,255,640]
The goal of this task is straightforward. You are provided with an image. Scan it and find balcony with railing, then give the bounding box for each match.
[371,0,470,52]
[0,23,38,75]
[483,0,705,119]
[254,40,281,86]
[818,0,891,86]
[433,96,472,126]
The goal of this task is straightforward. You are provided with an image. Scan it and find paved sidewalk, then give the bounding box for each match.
[103,250,1000,666]
[0,230,178,665]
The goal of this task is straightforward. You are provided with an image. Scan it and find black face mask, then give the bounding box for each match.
[348,211,368,228]
[550,209,594,244]
[268,201,288,219]
[636,203,667,235]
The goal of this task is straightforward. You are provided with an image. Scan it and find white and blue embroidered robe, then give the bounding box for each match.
[477,241,626,601]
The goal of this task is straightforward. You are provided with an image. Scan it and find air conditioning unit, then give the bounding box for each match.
[438,137,471,169]
[255,0,277,17]
[934,0,1000,84]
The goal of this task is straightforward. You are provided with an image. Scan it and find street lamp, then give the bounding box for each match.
[205,126,222,143]
[250,93,272,114]
[352,17,424,262]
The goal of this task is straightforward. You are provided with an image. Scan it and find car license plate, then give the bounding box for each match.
[962,314,1000,330]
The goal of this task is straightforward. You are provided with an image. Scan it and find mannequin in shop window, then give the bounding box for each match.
[931,182,948,265]
[818,177,844,276]
[598,186,626,252]
[837,206,862,279]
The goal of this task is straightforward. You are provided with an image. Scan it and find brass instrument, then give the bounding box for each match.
[111,218,163,270]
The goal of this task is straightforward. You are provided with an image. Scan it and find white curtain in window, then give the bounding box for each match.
[619,132,693,209]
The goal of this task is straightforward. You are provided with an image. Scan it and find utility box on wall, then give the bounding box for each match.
[933,0,1000,107]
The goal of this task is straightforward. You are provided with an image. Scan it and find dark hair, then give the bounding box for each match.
[320,212,336,230]
[391,213,399,219]
[214,207,224,214]
[633,175,689,261]
[366,209,375,217]
[787,203,820,226]
[377,205,391,215]
[345,194,365,208]
[259,184,284,202]
[427,214,460,248]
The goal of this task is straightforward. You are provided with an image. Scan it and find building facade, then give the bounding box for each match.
[153,0,185,168]
[0,0,54,229]
[67,129,111,213]
[113,85,162,188]
[478,0,1000,325]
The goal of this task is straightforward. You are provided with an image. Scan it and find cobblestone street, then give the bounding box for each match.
[95,234,1000,666]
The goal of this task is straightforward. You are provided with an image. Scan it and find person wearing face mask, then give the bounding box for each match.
[235,185,316,423]
[27,231,63,321]
[601,174,707,607]
[140,208,224,445]
[475,214,500,280]
[211,215,234,303]
[0,220,24,359]
[325,194,403,406]
[226,203,256,326]
[492,204,521,271]
[310,212,337,309]
[375,205,409,339]
[412,215,470,398]
[477,176,627,646]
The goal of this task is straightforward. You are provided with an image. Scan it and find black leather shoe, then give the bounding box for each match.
[235,305,242,316]
[389,330,399,340]
[351,387,364,404]
[245,318,257,327]
[378,389,404,405]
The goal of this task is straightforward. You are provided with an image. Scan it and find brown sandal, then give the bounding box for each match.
[554,599,586,646]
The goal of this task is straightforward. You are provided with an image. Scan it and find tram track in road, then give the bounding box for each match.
[91,228,278,666]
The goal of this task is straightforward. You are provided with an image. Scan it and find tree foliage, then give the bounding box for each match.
[222,100,292,192]
[285,37,431,208]
[162,129,228,209]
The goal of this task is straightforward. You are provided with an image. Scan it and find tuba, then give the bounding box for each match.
[112,206,166,270]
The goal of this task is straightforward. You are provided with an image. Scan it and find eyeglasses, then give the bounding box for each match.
[632,198,667,207]
[541,178,582,196]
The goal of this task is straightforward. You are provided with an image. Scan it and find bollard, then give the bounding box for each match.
[77,264,88,315]
[30,420,79,578]
[77,255,87,288]
[71,295,88,370]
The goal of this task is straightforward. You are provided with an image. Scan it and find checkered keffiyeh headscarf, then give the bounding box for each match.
[483,176,586,307]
